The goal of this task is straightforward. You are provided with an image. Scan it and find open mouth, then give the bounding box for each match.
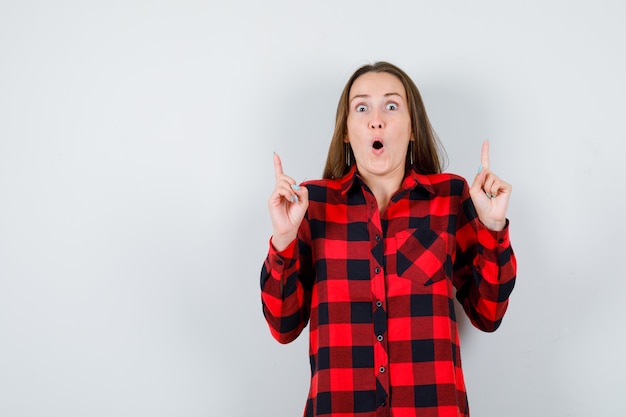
[372,140,383,150]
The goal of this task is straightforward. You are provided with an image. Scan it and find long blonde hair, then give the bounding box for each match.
[323,62,445,179]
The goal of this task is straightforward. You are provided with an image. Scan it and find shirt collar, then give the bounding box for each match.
[339,166,436,195]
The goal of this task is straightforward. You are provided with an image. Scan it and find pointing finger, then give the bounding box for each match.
[273,152,284,181]
[481,140,490,170]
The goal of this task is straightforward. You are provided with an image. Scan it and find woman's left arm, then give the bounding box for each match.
[453,141,517,332]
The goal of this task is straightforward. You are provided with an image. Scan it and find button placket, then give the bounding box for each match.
[364,190,389,410]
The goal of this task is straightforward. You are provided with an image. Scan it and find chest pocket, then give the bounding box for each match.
[394,228,451,285]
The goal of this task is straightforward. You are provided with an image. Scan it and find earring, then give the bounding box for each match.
[345,143,351,166]
[409,141,414,166]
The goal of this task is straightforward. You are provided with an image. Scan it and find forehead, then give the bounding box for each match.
[349,72,407,99]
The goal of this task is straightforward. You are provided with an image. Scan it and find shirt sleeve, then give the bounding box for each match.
[452,181,517,332]
[260,224,314,344]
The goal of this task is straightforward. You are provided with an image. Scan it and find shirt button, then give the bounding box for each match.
[379,366,386,373]
[375,235,381,242]
[376,301,382,308]
[377,335,383,342]
[375,267,381,274]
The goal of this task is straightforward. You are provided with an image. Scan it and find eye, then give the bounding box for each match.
[356,104,367,112]
[386,102,398,111]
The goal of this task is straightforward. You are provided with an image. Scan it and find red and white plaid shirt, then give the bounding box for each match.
[261,166,517,417]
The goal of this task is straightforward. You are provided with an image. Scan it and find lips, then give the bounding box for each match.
[370,139,385,156]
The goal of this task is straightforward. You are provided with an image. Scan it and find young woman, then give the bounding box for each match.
[261,61,516,417]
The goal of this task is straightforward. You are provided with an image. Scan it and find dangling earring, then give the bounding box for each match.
[409,141,414,166]
[345,143,351,167]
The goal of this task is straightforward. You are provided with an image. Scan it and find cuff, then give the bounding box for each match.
[477,219,511,251]
[268,237,298,271]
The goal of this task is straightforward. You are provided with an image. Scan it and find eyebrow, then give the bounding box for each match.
[349,92,404,103]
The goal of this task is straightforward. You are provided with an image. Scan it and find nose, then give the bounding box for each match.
[369,109,384,129]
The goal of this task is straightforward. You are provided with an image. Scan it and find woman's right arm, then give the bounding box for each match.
[260,153,311,344]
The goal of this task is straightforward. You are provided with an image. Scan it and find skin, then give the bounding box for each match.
[469,140,511,231]
[269,72,512,251]
[269,152,309,251]
[345,72,413,211]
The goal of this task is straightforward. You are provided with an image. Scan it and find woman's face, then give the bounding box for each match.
[346,71,412,182]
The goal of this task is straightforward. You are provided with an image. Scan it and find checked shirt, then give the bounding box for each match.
[261,166,517,417]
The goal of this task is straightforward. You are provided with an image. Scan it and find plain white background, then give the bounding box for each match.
[1,1,624,416]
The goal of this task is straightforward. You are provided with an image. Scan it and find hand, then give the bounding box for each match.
[469,141,512,231]
[268,153,309,251]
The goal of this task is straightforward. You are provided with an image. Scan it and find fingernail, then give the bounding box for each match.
[477,164,483,174]
[293,195,299,203]
[291,184,300,190]
[289,196,295,203]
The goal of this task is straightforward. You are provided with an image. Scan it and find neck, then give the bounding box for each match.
[359,167,405,212]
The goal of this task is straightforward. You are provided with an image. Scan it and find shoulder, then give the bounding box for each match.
[301,177,340,190]
[413,171,469,196]
[301,177,343,201]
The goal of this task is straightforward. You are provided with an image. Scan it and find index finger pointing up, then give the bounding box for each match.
[273,152,284,180]
[481,140,490,170]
